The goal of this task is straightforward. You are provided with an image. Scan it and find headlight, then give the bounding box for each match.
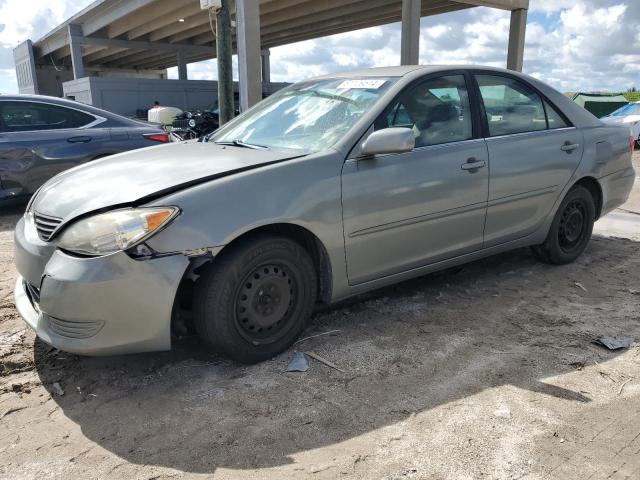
[188,118,196,128]
[58,207,179,256]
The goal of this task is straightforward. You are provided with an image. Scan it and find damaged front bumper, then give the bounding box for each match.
[14,215,190,356]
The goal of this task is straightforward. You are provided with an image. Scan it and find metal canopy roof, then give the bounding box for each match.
[32,0,528,71]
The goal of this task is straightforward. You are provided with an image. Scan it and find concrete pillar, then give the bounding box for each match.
[177,50,188,80]
[507,8,527,72]
[67,24,85,79]
[400,0,421,65]
[261,48,270,90]
[236,0,262,111]
[216,0,234,125]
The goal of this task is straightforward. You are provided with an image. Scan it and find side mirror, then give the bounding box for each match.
[360,127,415,156]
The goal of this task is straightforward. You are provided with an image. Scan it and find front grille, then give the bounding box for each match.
[48,317,104,339]
[24,280,40,308]
[172,118,190,130]
[33,212,63,241]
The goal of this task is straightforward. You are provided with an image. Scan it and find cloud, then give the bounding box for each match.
[0,0,94,92]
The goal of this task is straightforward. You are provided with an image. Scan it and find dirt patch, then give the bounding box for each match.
[0,156,639,479]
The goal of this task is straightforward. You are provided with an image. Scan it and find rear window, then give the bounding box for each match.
[0,101,95,132]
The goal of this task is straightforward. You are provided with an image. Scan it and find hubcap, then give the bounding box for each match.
[234,264,296,344]
[558,200,586,252]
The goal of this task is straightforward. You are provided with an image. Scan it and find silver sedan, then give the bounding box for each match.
[14,66,636,363]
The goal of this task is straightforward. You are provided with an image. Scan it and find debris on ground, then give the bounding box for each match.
[294,329,341,345]
[618,379,632,395]
[493,405,511,419]
[286,351,309,372]
[594,337,634,350]
[1,406,27,418]
[574,282,588,293]
[51,382,65,396]
[10,383,31,394]
[304,351,345,373]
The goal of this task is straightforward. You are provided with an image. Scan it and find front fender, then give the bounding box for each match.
[144,151,352,301]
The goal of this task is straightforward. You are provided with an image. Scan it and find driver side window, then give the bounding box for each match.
[376,75,473,148]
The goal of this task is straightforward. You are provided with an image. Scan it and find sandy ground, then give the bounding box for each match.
[1,155,639,480]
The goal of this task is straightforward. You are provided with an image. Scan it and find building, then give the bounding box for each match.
[13,0,529,116]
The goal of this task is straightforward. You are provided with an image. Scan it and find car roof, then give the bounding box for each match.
[0,93,145,127]
[309,64,519,80]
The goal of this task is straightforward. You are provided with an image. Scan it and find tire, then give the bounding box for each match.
[532,185,595,265]
[193,234,317,364]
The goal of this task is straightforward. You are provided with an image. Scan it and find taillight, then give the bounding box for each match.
[143,132,170,143]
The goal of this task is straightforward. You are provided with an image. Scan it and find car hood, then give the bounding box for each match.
[32,141,301,222]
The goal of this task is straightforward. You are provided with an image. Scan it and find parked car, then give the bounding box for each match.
[601,101,640,146]
[0,95,170,203]
[14,66,635,363]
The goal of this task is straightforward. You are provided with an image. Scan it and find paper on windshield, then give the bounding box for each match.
[337,79,387,90]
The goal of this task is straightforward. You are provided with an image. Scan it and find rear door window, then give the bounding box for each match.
[0,101,95,132]
[476,75,548,136]
[544,100,569,129]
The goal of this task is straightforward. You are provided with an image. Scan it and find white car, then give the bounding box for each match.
[601,102,640,146]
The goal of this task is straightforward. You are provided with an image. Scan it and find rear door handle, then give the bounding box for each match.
[561,142,579,152]
[461,159,487,171]
[67,136,92,143]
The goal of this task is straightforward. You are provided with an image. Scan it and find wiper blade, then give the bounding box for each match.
[214,139,269,150]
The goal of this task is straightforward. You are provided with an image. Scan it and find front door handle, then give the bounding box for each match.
[561,142,579,152]
[461,158,487,171]
[67,136,92,143]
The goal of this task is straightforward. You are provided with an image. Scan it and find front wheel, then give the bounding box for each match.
[532,185,595,265]
[193,234,317,363]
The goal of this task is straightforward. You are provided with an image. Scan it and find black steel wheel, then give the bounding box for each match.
[532,185,595,265]
[194,234,317,363]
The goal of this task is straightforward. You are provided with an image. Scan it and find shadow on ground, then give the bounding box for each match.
[32,233,640,474]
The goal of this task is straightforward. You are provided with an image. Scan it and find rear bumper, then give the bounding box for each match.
[14,215,190,356]
[600,166,636,216]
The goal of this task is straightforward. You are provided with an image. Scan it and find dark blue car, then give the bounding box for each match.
[0,95,169,203]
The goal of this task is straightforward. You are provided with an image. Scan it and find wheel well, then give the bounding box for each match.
[574,176,603,219]
[221,224,333,304]
[171,224,333,336]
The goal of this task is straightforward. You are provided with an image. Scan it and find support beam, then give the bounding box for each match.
[261,49,271,86]
[452,0,529,10]
[506,8,527,71]
[217,0,234,125]
[400,0,421,65]
[70,35,217,56]
[67,24,85,79]
[236,0,262,111]
[177,51,188,80]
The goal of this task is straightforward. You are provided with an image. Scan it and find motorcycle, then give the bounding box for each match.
[170,109,220,141]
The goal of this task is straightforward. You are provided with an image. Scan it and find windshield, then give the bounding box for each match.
[210,77,397,153]
[605,103,640,117]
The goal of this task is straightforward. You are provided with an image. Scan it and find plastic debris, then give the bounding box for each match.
[287,351,309,372]
[594,337,633,350]
[493,406,511,419]
[51,382,65,396]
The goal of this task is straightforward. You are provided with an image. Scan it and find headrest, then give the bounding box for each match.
[430,102,458,122]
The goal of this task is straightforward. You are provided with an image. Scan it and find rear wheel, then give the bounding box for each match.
[193,234,317,363]
[532,185,595,265]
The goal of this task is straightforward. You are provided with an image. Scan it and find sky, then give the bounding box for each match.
[0,0,639,94]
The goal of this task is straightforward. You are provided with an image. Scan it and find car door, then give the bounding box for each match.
[341,73,489,285]
[0,100,107,196]
[474,74,585,247]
